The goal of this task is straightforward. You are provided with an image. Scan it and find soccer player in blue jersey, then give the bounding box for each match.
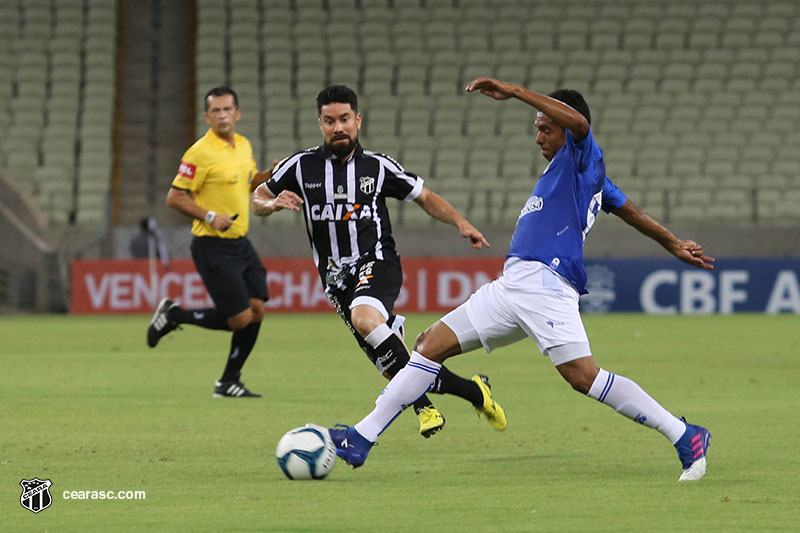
[328,77,716,482]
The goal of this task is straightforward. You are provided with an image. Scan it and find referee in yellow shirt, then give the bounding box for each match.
[147,86,270,398]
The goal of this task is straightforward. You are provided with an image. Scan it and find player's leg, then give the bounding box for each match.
[330,318,459,467]
[556,355,687,440]
[214,242,269,397]
[521,262,710,481]
[346,300,445,437]
[218,298,264,378]
[342,257,447,435]
[331,280,515,466]
[147,238,230,347]
[555,354,710,481]
[350,256,486,408]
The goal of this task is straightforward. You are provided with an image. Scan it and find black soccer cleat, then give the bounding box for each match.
[147,298,179,348]
[213,379,262,398]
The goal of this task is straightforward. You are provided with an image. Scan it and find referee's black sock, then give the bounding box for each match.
[220,321,261,382]
[431,366,484,407]
[168,306,230,330]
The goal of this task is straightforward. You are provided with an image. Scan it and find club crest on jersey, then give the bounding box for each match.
[20,478,52,514]
[178,161,196,179]
[518,195,543,219]
[359,176,376,194]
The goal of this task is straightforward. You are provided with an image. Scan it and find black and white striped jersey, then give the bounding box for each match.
[262,144,424,284]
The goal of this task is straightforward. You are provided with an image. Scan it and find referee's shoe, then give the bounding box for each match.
[147,298,180,347]
[213,373,262,398]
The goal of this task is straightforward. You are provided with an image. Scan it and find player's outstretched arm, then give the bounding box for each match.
[413,187,490,249]
[465,77,589,141]
[611,199,715,270]
[251,185,303,217]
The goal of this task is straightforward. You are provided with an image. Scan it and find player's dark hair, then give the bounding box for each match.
[316,85,358,115]
[204,86,239,111]
[547,89,591,125]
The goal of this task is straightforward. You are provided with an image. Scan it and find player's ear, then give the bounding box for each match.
[356,112,362,130]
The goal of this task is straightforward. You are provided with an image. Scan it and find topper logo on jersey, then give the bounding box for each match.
[178,161,196,179]
[518,195,543,219]
[310,203,373,221]
[359,176,376,194]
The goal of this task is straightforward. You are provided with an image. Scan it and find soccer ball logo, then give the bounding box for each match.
[276,425,336,480]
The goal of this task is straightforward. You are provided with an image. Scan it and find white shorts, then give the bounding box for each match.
[440,258,591,366]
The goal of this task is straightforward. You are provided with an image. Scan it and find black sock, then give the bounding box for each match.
[372,334,436,415]
[220,322,261,382]
[168,306,230,330]
[412,396,435,415]
[430,366,483,407]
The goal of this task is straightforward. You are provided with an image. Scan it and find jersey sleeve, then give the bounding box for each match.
[264,152,303,197]
[376,154,424,202]
[600,176,628,213]
[565,127,604,174]
[172,146,208,191]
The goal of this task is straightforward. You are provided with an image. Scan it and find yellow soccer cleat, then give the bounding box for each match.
[417,406,446,438]
[472,375,507,431]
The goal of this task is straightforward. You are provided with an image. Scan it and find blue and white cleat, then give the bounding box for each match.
[674,417,712,481]
[328,425,375,468]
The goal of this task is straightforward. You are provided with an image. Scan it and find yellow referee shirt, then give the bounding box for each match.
[172,129,257,238]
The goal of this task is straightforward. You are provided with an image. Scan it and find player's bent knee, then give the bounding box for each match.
[555,355,598,395]
[249,300,265,322]
[228,309,253,331]
[413,322,460,363]
[350,307,384,338]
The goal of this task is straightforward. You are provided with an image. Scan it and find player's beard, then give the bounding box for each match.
[325,134,357,159]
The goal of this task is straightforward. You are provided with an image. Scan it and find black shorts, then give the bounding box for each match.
[327,252,405,352]
[190,236,268,318]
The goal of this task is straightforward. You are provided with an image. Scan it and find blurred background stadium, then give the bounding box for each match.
[1,0,799,312]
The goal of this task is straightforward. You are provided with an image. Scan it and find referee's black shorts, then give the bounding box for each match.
[190,236,268,318]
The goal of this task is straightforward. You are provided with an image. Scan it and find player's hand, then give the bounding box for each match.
[272,190,304,212]
[465,77,515,100]
[457,220,490,249]
[211,213,236,232]
[670,240,715,270]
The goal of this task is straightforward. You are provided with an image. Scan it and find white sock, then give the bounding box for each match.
[354,351,441,442]
[364,323,393,348]
[588,368,687,444]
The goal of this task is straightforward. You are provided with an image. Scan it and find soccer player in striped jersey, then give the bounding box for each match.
[328,78,715,482]
[252,85,506,438]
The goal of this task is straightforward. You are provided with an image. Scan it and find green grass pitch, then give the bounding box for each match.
[2,313,799,531]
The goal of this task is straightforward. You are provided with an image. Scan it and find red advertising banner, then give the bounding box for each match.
[70,257,505,314]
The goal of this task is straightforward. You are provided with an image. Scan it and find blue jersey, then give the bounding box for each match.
[508,128,625,294]
[600,176,627,213]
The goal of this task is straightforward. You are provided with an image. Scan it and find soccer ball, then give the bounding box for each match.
[275,424,336,480]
